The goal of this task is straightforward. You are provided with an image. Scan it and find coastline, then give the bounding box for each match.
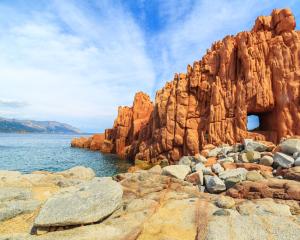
[1,137,300,239]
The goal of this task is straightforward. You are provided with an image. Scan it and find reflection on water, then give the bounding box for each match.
[0,133,133,176]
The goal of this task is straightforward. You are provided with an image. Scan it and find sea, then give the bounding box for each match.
[0,133,132,176]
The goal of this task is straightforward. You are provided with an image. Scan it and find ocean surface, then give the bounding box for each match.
[0,133,132,176]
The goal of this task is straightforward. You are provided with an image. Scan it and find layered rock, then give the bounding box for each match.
[97,9,300,164]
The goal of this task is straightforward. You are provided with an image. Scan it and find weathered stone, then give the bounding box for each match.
[204,176,226,193]
[280,138,300,154]
[276,166,300,181]
[224,177,241,189]
[237,198,292,216]
[216,196,235,209]
[274,152,295,168]
[227,178,300,200]
[162,165,190,180]
[34,178,123,227]
[245,151,261,162]
[178,156,192,166]
[218,157,234,164]
[244,139,273,152]
[238,153,249,163]
[185,171,204,186]
[0,199,40,222]
[246,171,264,182]
[206,211,300,240]
[193,154,207,163]
[222,162,273,173]
[219,168,248,181]
[212,163,224,174]
[259,155,274,166]
[0,187,31,202]
[57,166,95,181]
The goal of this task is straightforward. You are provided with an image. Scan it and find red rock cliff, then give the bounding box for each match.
[101,9,300,163]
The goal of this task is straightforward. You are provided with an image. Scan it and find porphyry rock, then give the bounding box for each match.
[226,178,300,200]
[93,8,300,166]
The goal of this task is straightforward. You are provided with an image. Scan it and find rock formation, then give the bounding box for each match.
[71,134,104,151]
[73,9,300,164]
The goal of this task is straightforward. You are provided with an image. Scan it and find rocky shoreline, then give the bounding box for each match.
[3,7,300,239]
[1,137,300,239]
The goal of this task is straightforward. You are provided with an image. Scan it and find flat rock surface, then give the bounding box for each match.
[34,178,123,227]
[162,165,190,180]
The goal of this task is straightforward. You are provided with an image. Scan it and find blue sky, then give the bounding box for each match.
[0,0,299,132]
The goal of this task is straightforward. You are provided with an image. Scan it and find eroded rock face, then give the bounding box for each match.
[71,134,105,151]
[95,8,300,164]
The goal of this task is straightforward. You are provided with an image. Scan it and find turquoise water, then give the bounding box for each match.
[0,133,132,176]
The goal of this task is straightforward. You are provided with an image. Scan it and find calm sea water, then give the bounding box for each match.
[0,133,132,176]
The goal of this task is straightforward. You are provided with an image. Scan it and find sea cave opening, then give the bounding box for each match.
[247,114,260,131]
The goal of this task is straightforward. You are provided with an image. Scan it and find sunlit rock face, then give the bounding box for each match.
[102,9,300,163]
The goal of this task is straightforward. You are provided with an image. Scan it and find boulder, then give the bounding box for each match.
[243,139,273,152]
[185,171,204,185]
[273,152,295,168]
[219,168,248,181]
[212,163,224,174]
[245,151,261,162]
[279,138,300,154]
[34,178,123,227]
[162,165,190,180]
[204,176,226,193]
[259,155,274,166]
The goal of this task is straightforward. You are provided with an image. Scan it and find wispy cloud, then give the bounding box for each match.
[0,0,155,132]
[0,0,298,132]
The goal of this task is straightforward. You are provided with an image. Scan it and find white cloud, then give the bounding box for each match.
[0,1,155,132]
[0,0,298,132]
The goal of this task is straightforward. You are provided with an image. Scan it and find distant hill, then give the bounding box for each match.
[0,117,81,134]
